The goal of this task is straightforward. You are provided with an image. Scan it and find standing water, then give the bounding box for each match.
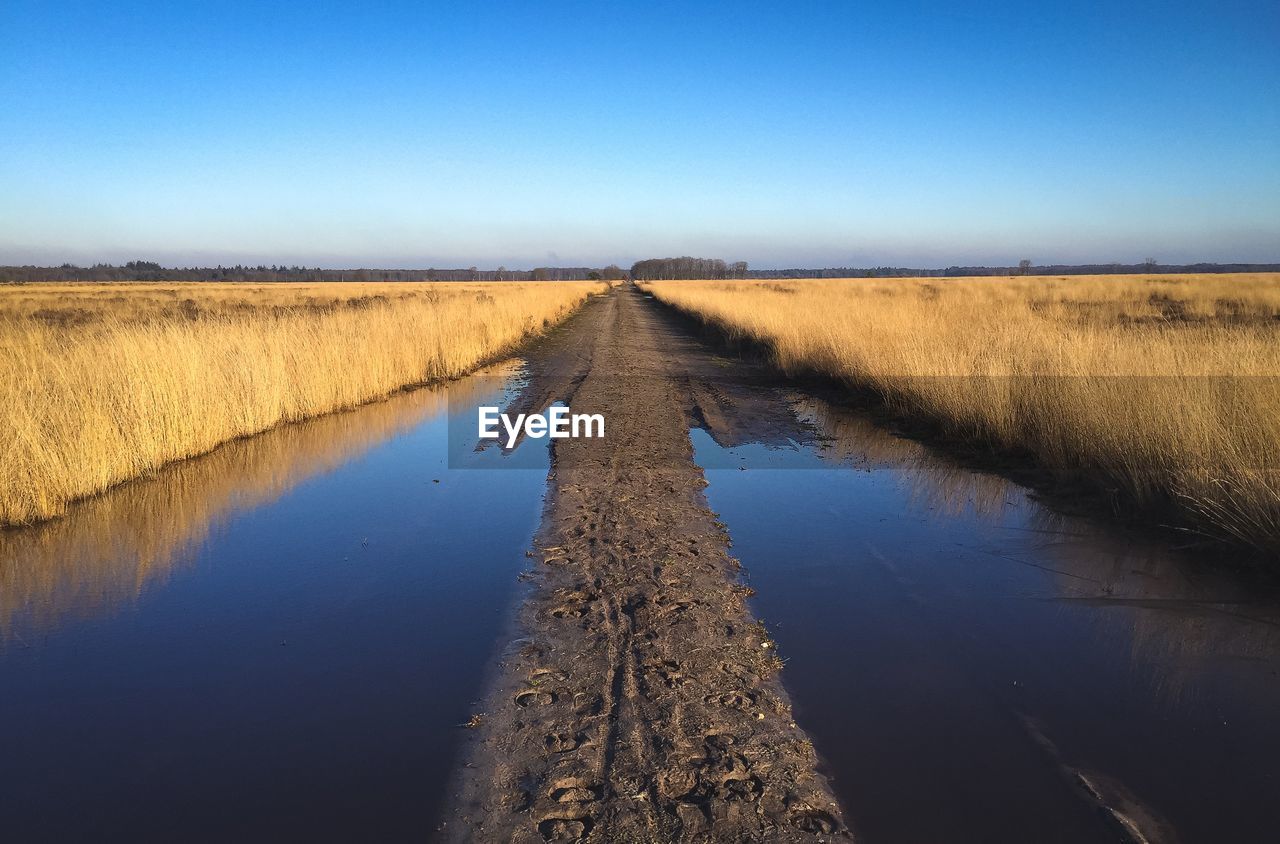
[693,391,1280,844]
[0,363,548,842]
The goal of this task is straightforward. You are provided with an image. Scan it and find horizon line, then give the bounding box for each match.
[5,258,1280,274]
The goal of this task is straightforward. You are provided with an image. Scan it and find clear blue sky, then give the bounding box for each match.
[2,1,1277,269]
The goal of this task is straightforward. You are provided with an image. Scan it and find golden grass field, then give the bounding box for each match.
[642,274,1280,554]
[0,281,603,527]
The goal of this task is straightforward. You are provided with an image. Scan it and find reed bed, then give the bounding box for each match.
[0,281,602,526]
[642,274,1280,555]
[0,366,539,638]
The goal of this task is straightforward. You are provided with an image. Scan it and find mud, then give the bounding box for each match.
[444,286,848,842]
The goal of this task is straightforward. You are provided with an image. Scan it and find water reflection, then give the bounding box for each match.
[0,361,546,841]
[796,396,1026,521]
[693,390,1280,844]
[0,364,517,643]
[796,391,1280,704]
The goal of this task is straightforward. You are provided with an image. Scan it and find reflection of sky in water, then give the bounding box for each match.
[0,360,550,840]
[449,374,580,469]
[691,395,1280,844]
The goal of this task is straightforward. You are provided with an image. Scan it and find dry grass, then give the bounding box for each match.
[641,274,1280,554]
[0,281,603,526]
[0,281,492,326]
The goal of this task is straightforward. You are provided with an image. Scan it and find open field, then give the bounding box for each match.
[0,281,604,527]
[0,281,529,325]
[641,274,1280,554]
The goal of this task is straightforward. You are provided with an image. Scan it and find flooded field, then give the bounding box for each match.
[0,364,548,842]
[693,391,1280,843]
[4,286,1278,843]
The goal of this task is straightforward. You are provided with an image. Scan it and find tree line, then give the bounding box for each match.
[629,257,749,280]
[5,259,1276,285]
[0,261,628,284]
[745,262,1280,278]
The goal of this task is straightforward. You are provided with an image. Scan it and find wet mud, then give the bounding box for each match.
[445,286,848,842]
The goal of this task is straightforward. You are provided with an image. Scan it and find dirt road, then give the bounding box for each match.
[444,286,849,842]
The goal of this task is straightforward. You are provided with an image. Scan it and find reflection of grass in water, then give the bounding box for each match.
[798,390,1280,709]
[1074,567,1280,711]
[1013,505,1280,709]
[0,281,601,526]
[795,395,1024,523]
[0,365,520,642]
[646,275,1280,555]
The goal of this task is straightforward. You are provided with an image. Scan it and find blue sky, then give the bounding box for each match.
[2,1,1277,269]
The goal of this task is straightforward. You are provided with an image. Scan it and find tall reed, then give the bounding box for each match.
[642,275,1280,554]
[0,282,602,526]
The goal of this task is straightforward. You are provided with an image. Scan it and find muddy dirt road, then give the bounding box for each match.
[445,286,847,842]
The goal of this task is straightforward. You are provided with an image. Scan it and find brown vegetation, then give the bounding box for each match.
[0,281,603,527]
[641,274,1280,554]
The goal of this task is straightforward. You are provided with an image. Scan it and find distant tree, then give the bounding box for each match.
[629,257,741,281]
[1144,257,1158,272]
[600,264,627,281]
[586,271,601,280]
[1018,259,1032,275]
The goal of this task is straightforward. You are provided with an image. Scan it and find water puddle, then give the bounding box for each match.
[0,362,549,841]
[692,391,1280,843]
